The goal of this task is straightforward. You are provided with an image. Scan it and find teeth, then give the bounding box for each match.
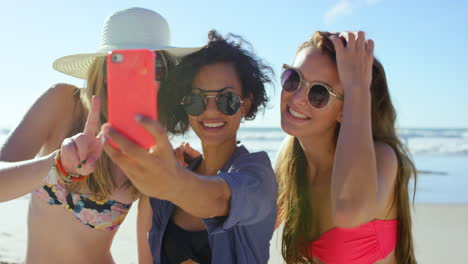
[203,122,225,128]
[289,108,308,119]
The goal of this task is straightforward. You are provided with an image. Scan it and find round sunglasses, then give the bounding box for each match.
[281,64,344,109]
[180,88,243,116]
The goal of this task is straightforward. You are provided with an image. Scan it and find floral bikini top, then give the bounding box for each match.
[34,183,132,231]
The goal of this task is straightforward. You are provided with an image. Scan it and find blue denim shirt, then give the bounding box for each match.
[149,145,278,264]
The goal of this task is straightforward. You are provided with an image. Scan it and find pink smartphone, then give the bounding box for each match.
[107,49,158,149]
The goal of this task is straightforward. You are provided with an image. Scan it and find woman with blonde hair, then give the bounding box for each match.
[274,31,417,264]
[0,7,198,263]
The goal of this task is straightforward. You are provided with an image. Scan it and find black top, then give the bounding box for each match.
[161,218,211,264]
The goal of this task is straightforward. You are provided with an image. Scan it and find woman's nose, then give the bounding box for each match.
[204,96,221,114]
[290,83,309,107]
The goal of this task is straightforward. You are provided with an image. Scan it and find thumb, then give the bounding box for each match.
[174,146,189,167]
[184,143,201,159]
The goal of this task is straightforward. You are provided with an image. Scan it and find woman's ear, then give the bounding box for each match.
[337,112,343,123]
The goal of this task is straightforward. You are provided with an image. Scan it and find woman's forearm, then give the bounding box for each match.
[331,90,377,227]
[166,168,231,219]
[0,150,57,202]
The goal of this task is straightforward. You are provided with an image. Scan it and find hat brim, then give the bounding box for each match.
[53,46,201,80]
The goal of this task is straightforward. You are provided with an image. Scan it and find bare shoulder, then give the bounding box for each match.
[45,83,80,105]
[34,83,80,116]
[43,83,82,123]
[38,83,82,133]
[0,83,81,161]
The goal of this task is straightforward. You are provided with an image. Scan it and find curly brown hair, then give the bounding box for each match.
[158,30,274,134]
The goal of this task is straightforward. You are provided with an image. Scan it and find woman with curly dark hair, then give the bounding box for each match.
[101,30,278,264]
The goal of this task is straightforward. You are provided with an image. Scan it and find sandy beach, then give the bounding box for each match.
[0,196,467,263]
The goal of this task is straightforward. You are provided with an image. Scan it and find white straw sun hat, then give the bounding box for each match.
[53,7,200,79]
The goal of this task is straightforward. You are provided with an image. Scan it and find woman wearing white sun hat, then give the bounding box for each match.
[0,7,199,263]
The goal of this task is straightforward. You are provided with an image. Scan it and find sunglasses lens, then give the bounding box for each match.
[182,94,205,116]
[281,69,300,92]
[155,52,166,81]
[308,84,330,109]
[217,92,241,115]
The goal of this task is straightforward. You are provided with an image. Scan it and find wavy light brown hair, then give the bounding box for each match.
[276,31,417,264]
[64,51,176,200]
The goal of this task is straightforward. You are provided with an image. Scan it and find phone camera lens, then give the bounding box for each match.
[111,53,124,63]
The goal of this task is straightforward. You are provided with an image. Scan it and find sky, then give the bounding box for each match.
[0,0,467,129]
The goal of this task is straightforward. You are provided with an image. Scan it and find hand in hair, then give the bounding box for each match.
[60,96,104,176]
[330,31,374,92]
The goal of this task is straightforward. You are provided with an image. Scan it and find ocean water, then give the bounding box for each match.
[171,127,468,203]
[1,127,467,203]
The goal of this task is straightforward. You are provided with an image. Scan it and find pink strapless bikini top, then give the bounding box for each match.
[303,220,398,264]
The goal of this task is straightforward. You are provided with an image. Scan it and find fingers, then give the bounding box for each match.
[87,133,105,166]
[174,145,188,167]
[60,137,81,173]
[70,133,88,164]
[366,39,375,54]
[84,96,101,136]
[355,31,366,49]
[330,34,344,54]
[339,31,356,49]
[332,31,374,62]
[135,115,174,157]
[183,143,201,159]
[101,124,150,163]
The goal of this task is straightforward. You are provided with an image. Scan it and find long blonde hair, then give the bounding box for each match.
[63,51,177,199]
[61,56,137,199]
[276,31,418,264]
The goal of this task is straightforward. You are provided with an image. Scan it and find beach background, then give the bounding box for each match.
[1,0,468,263]
[1,127,468,263]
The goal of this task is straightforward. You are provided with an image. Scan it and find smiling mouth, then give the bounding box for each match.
[202,122,226,128]
[288,106,309,120]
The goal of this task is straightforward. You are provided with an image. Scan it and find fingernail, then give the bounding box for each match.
[134,114,144,122]
[81,160,87,164]
[77,164,82,169]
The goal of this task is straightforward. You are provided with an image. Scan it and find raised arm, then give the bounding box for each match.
[329,32,397,228]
